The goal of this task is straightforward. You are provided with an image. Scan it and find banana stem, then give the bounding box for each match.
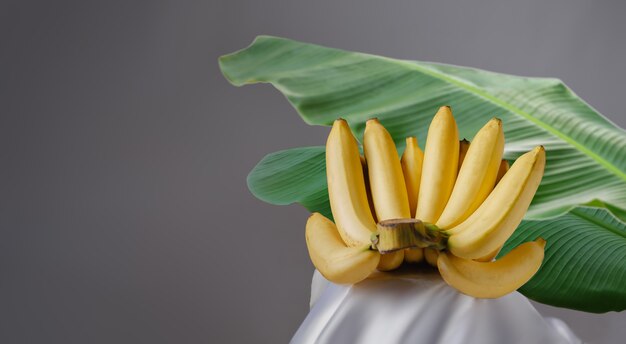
[371,219,448,253]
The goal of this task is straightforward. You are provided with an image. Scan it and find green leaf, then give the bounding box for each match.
[220,35,626,219]
[500,206,626,313]
[221,36,626,312]
[247,146,332,220]
[582,199,626,223]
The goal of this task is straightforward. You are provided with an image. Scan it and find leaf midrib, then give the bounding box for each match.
[384,57,626,183]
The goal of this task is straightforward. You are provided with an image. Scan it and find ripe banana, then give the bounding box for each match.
[457,139,470,173]
[495,159,509,185]
[436,118,505,229]
[401,137,424,217]
[476,246,503,262]
[464,159,510,262]
[308,110,547,298]
[416,106,459,223]
[438,239,545,298]
[446,146,546,259]
[424,248,439,267]
[326,119,378,246]
[404,248,424,264]
[361,157,379,223]
[364,119,411,220]
[377,251,406,271]
[363,119,409,269]
[400,137,425,264]
[306,213,380,284]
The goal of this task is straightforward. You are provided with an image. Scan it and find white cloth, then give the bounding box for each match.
[292,270,582,344]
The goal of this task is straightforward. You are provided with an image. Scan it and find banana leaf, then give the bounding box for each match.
[502,206,626,313]
[219,36,626,313]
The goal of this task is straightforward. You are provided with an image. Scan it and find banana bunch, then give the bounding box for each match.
[305,106,546,298]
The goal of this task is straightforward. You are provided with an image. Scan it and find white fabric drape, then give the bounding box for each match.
[292,270,581,344]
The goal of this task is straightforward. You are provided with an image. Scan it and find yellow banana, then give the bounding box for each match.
[401,137,424,218]
[416,106,459,223]
[361,157,379,223]
[457,139,470,173]
[377,251,406,271]
[438,239,545,298]
[495,159,509,185]
[363,119,408,269]
[404,248,424,264]
[436,118,505,229]
[424,248,439,267]
[326,119,377,246]
[306,213,380,284]
[446,146,546,259]
[363,119,411,220]
[319,114,546,289]
[476,160,510,262]
[475,246,503,262]
[400,137,425,264]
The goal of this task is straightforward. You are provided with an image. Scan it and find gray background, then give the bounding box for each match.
[2,0,625,343]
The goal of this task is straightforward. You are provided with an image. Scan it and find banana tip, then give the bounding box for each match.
[331,118,351,132]
[435,105,454,119]
[366,117,380,125]
[533,145,546,154]
[536,237,547,248]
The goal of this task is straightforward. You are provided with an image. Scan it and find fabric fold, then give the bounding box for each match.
[292,270,581,344]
